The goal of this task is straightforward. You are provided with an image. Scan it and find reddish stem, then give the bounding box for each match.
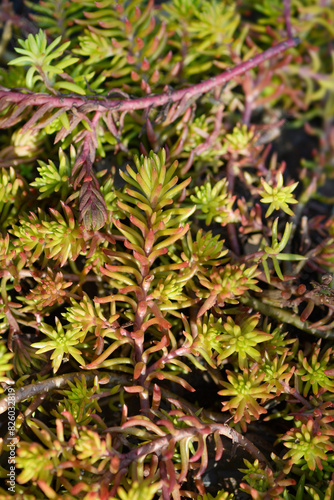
[0,38,299,118]
[118,422,267,468]
[283,0,293,39]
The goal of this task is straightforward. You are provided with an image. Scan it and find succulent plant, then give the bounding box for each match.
[0,0,333,498]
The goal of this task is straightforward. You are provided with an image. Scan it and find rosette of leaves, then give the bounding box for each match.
[11,202,86,267]
[72,0,176,94]
[279,418,334,473]
[63,294,119,337]
[259,349,295,396]
[8,29,84,94]
[162,0,241,79]
[50,375,105,425]
[25,0,86,39]
[197,263,262,317]
[190,179,237,226]
[16,441,60,486]
[240,459,295,499]
[215,314,273,369]
[258,172,298,218]
[181,229,229,276]
[189,313,226,368]
[30,146,74,201]
[218,365,274,426]
[224,124,258,156]
[31,317,86,373]
[297,340,334,397]
[19,270,73,312]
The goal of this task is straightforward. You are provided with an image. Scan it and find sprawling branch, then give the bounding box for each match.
[119,422,268,468]
[0,38,299,119]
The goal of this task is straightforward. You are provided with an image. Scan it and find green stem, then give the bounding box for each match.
[240,293,334,339]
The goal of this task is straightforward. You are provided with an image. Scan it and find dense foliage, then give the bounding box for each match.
[0,0,334,498]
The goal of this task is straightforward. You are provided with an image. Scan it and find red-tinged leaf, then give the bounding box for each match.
[133,250,149,266]
[141,58,150,71]
[156,372,195,392]
[156,419,176,435]
[152,384,161,411]
[197,293,218,318]
[142,317,171,331]
[170,61,181,77]
[135,36,144,51]
[146,118,157,147]
[121,404,128,424]
[94,336,104,356]
[140,143,148,156]
[131,329,144,341]
[122,417,166,436]
[131,71,140,82]
[145,228,155,254]
[300,300,314,322]
[148,246,168,266]
[160,50,172,66]
[130,214,148,237]
[150,69,159,84]
[82,339,128,369]
[190,434,205,463]
[62,410,77,433]
[20,103,53,133]
[124,238,146,255]
[141,16,155,37]
[179,415,204,429]
[79,180,107,231]
[36,481,57,499]
[124,18,132,34]
[144,35,159,57]
[168,409,184,417]
[119,285,142,295]
[134,361,146,380]
[214,431,224,461]
[196,442,209,479]
[165,458,177,493]
[127,54,136,64]
[103,111,119,139]
[141,79,150,93]
[165,438,176,460]
[124,385,144,393]
[70,482,87,495]
[111,37,121,48]
[136,300,147,318]
[142,336,169,361]
[110,455,120,474]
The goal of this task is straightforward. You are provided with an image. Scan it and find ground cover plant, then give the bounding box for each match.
[0,0,334,498]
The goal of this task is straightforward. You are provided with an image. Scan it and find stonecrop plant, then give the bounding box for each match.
[1,0,334,498]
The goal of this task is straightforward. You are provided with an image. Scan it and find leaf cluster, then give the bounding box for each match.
[0,0,334,499]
